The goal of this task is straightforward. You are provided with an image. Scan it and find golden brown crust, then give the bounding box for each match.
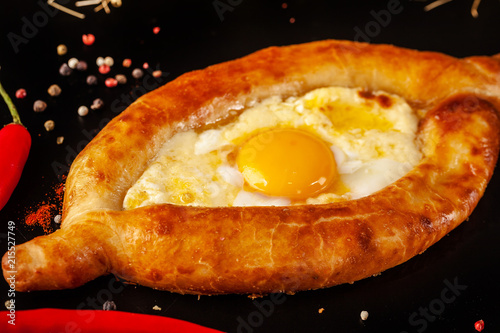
[4,40,500,295]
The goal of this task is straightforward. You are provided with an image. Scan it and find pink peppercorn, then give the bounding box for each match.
[153,27,160,34]
[99,64,111,74]
[15,89,27,99]
[82,34,95,46]
[142,62,149,69]
[105,78,118,88]
[475,320,484,332]
[122,59,132,68]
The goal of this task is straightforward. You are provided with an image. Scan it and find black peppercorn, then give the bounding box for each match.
[59,63,72,76]
[86,75,98,86]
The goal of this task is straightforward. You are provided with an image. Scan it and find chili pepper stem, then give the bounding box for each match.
[0,80,23,126]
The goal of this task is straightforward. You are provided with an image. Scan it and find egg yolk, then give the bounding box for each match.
[236,128,337,199]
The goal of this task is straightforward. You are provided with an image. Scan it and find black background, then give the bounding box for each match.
[1,0,500,332]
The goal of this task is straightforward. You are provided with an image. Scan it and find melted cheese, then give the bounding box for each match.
[123,87,422,209]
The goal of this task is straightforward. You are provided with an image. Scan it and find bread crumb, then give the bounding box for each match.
[318,308,325,314]
[153,305,162,311]
[360,310,369,321]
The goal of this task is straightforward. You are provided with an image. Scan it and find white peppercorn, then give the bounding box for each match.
[115,74,127,84]
[78,105,89,116]
[44,120,55,132]
[57,44,67,56]
[68,57,79,69]
[33,100,47,112]
[47,84,62,97]
[104,56,114,67]
[96,57,105,67]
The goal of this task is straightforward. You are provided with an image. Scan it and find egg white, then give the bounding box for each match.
[123,87,422,209]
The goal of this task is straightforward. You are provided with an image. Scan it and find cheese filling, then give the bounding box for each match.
[123,86,422,209]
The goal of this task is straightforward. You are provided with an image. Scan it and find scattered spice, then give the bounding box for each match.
[23,163,65,235]
[105,78,118,88]
[47,84,62,97]
[56,136,64,145]
[82,33,96,46]
[33,100,47,112]
[132,68,143,79]
[15,89,27,99]
[57,44,68,56]
[102,300,116,311]
[142,62,149,70]
[86,75,98,85]
[68,57,79,69]
[474,319,484,332]
[282,3,288,9]
[78,105,89,116]
[59,63,72,76]
[152,305,162,311]
[99,64,111,74]
[91,98,104,110]
[54,214,62,223]
[55,181,64,202]
[44,120,55,132]
[104,56,114,67]
[25,203,57,233]
[76,60,88,71]
[115,74,127,85]
[289,17,296,23]
[318,308,324,314]
[153,26,160,34]
[122,59,132,68]
[360,310,369,321]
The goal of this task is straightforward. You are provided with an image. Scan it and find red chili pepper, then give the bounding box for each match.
[0,79,31,211]
[0,309,223,333]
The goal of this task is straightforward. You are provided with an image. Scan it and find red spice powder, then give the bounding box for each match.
[24,181,65,234]
[25,203,57,234]
[54,182,65,204]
